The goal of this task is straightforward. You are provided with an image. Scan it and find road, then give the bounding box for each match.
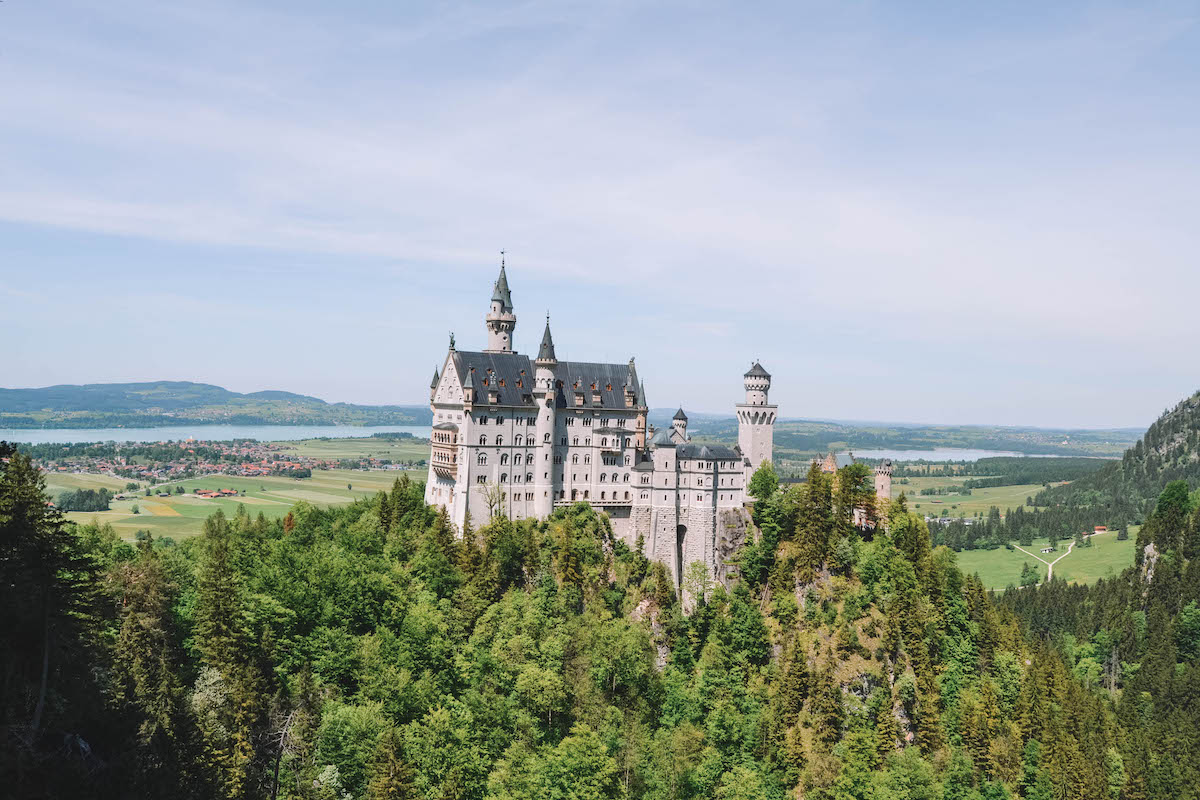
[1013,528,1108,581]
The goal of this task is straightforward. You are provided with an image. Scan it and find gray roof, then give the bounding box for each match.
[537,319,557,362]
[673,407,688,421]
[744,361,771,379]
[649,427,676,446]
[491,263,513,311]
[432,422,459,431]
[677,443,740,460]
[449,350,645,410]
[430,367,440,388]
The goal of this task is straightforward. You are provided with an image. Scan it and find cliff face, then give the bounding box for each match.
[715,508,753,587]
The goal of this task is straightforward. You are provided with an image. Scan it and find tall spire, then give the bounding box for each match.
[485,253,517,352]
[491,251,513,311]
[537,314,557,362]
[430,366,440,388]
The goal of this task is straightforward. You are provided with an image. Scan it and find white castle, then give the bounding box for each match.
[425,262,776,587]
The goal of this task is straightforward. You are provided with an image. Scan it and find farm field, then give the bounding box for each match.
[892,476,1049,518]
[280,436,428,462]
[955,529,1137,590]
[60,468,423,541]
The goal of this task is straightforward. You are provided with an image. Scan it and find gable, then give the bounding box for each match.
[434,356,464,405]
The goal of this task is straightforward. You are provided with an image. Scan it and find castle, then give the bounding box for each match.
[424,262,776,588]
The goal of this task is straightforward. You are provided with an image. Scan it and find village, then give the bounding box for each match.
[28,437,419,487]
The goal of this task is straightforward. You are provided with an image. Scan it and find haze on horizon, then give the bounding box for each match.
[2,0,1198,430]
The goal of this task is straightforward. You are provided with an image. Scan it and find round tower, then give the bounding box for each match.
[533,317,558,517]
[874,460,893,514]
[736,361,777,481]
[485,256,516,353]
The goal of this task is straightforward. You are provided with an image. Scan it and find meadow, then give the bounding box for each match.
[954,529,1137,591]
[47,464,422,541]
[891,475,1049,518]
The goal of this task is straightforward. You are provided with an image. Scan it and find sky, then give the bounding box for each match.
[1,0,1198,428]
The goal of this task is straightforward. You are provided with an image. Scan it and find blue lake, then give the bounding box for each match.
[0,424,432,444]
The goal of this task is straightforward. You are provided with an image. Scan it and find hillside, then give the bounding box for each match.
[0,381,432,428]
[1035,389,1200,523]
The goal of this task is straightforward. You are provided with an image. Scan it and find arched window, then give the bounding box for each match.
[514,454,522,465]
[611,473,618,483]
[513,474,521,483]
[623,474,630,482]
[600,491,606,499]
[572,437,579,446]
[600,473,607,482]
[601,437,607,447]
[495,436,503,447]
[500,453,509,465]
[544,433,551,443]
[515,434,523,446]
[625,491,630,500]
[584,455,591,464]
[477,453,487,465]
[624,456,631,466]
[479,435,487,445]
[572,454,579,464]
[526,473,533,484]
[499,473,508,483]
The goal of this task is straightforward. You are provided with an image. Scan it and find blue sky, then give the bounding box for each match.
[2,0,1198,427]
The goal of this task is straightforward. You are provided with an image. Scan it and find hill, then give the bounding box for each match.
[0,381,432,428]
[1035,389,1200,524]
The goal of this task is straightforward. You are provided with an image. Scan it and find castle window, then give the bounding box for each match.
[585,438,591,446]
[495,436,503,447]
[561,437,568,445]
[566,417,575,426]
[479,435,487,445]
[600,473,606,482]
[544,433,551,443]
[640,492,648,500]
[572,455,579,464]
[602,418,610,427]
[500,454,509,465]
[477,475,487,484]
[575,393,584,406]
[584,455,591,465]
[513,474,521,483]
[514,454,522,465]
[641,476,649,484]
[497,416,505,425]
[601,438,607,447]
[554,455,561,464]
[479,416,488,425]
[515,435,523,446]
[583,417,592,426]
[623,474,629,482]
[624,456,631,466]
[527,473,533,483]
[499,473,508,483]
[477,453,487,465]
[573,438,579,446]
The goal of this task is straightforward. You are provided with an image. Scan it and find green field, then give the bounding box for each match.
[891,476,1048,518]
[955,529,1137,590]
[58,468,422,541]
[280,436,429,462]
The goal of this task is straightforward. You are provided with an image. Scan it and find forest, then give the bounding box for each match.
[2,441,1198,799]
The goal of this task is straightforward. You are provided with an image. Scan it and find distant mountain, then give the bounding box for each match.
[0,381,432,428]
[1035,390,1200,522]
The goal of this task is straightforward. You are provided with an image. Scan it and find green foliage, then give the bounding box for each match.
[748,461,779,501]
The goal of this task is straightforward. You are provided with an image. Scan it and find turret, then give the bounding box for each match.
[429,367,440,401]
[672,408,688,441]
[743,361,771,405]
[736,361,777,482]
[874,460,893,514]
[533,317,558,517]
[485,256,517,352]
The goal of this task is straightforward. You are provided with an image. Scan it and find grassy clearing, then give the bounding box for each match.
[892,476,1049,518]
[62,468,422,541]
[954,530,1137,591]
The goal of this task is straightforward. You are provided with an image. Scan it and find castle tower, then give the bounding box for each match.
[672,408,688,441]
[874,460,893,516]
[485,257,516,352]
[736,361,776,479]
[533,317,558,517]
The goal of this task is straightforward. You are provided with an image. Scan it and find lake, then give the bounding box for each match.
[0,424,433,444]
[851,448,1037,462]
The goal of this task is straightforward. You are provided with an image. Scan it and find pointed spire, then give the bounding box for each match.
[430,367,440,389]
[537,314,557,362]
[673,407,688,421]
[491,252,513,311]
